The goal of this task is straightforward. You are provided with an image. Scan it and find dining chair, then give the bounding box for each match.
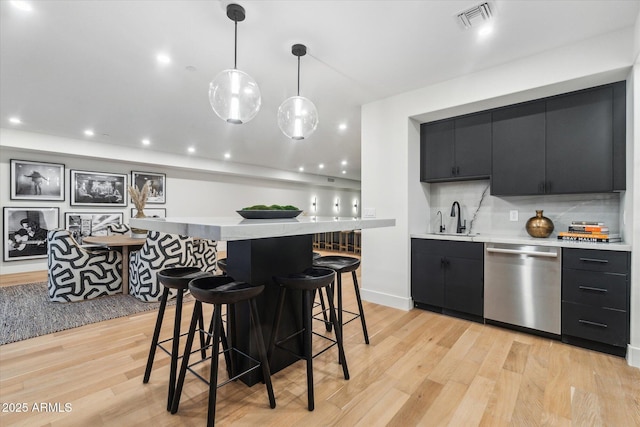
[47,229,123,302]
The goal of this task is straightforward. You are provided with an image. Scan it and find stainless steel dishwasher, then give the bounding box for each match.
[484,243,561,335]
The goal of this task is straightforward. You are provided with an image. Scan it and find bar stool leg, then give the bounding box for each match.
[168,289,184,410]
[267,287,287,363]
[249,299,276,408]
[352,271,370,344]
[171,301,202,415]
[325,285,349,380]
[207,304,223,427]
[143,287,170,383]
[303,289,315,411]
[317,288,331,332]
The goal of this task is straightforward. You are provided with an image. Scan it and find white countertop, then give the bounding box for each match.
[131,216,395,241]
[411,232,631,251]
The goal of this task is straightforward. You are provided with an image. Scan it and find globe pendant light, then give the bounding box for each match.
[209,3,261,124]
[277,44,318,140]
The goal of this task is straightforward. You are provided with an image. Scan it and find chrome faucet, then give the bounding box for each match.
[450,201,466,234]
[436,211,445,232]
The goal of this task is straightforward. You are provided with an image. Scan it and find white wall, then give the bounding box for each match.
[0,131,360,275]
[361,27,639,367]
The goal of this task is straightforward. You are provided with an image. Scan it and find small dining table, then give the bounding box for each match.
[130,215,395,385]
[82,235,147,295]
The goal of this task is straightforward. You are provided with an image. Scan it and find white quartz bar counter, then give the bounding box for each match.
[411,232,631,252]
[131,216,395,241]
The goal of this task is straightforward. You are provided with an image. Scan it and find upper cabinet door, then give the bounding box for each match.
[454,112,492,179]
[546,86,613,194]
[421,119,455,181]
[421,113,491,182]
[491,101,546,196]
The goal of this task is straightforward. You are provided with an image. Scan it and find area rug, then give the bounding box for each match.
[0,282,187,345]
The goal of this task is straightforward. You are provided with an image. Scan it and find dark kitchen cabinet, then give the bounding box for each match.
[411,239,484,320]
[491,81,626,196]
[561,248,630,357]
[492,100,546,195]
[421,112,491,182]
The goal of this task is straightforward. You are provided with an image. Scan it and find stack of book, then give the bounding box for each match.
[557,221,620,243]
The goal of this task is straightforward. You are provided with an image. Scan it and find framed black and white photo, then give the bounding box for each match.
[10,159,65,201]
[3,207,59,261]
[70,170,127,207]
[131,207,166,218]
[131,171,166,204]
[64,212,124,245]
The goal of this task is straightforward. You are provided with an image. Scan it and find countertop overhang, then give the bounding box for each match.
[131,216,395,241]
[411,232,631,251]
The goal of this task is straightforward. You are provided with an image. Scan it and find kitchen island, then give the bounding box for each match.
[131,215,395,385]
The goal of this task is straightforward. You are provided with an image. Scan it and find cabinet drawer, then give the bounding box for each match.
[562,269,628,309]
[563,248,628,273]
[562,302,628,347]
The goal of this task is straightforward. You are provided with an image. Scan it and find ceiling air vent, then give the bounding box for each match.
[457,2,492,29]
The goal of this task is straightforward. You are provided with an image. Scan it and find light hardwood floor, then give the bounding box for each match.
[1,257,639,426]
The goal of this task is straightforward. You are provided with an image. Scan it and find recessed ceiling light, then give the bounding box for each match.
[478,24,494,38]
[224,152,231,159]
[342,170,346,174]
[156,53,171,65]
[341,160,348,166]
[188,146,195,153]
[298,167,304,172]
[318,163,324,169]
[10,1,33,12]
[84,129,94,136]
[9,117,22,124]
[338,123,347,131]
[142,138,151,146]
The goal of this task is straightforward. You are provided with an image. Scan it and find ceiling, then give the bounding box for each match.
[1,1,638,181]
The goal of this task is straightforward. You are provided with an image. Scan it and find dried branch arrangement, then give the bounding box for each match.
[128,181,150,213]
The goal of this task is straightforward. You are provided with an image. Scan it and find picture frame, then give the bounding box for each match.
[10,159,65,201]
[64,212,124,245]
[131,208,166,218]
[3,207,59,261]
[70,170,127,207]
[131,171,166,204]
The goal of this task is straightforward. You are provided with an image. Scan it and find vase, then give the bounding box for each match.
[130,209,147,238]
[525,210,554,238]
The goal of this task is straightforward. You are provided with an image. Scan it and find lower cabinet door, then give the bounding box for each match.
[562,301,628,347]
[445,257,483,317]
[411,241,445,307]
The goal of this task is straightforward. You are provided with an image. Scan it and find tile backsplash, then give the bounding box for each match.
[427,180,621,237]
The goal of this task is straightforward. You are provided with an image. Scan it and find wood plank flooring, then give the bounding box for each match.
[1,255,639,426]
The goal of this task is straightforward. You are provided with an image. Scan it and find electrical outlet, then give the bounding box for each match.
[363,208,376,218]
[509,210,518,221]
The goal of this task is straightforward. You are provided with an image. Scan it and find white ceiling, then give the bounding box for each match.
[1,0,638,181]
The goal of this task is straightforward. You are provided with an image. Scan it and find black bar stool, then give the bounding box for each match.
[217,258,228,275]
[313,255,369,344]
[171,276,276,426]
[143,266,213,411]
[268,267,349,411]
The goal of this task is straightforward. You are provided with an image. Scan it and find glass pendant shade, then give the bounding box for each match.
[209,68,261,124]
[277,95,318,140]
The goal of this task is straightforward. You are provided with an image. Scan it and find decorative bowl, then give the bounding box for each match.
[236,210,302,219]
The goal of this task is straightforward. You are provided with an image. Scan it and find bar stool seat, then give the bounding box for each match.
[143,266,213,411]
[269,267,349,411]
[171,276,276,426]
[313,255,369,344]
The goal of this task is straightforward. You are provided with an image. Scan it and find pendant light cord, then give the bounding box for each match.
[297,55,301,96]
[234,19,238,69]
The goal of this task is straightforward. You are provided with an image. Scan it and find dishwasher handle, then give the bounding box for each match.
[486,247,558,258]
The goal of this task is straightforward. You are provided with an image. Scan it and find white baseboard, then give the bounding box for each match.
[627,343,640,368]
[360,288,412,311]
